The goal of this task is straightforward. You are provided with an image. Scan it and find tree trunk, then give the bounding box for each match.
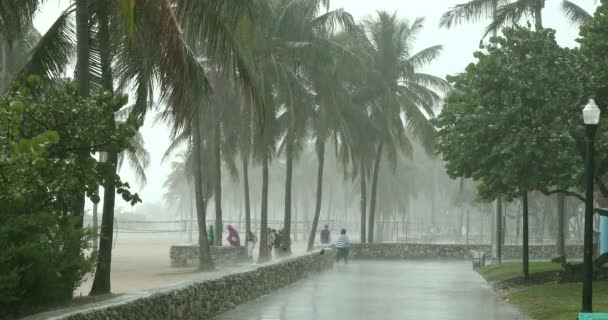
[214,121,223,246]
[258,154,270,262]
[283,139,293,254]
[556,192,566,260]
[534,0,544,31]
[0,36,7,94]
[90,1,116,295]
[368,140,384,243]
[307,140,325,251]
[71,0,90,230]
[495,196,503,263]
[76,0,90,97]
[243,156,251,238]
[360,161,367,243]
[523,191,530,280]
[192,119,214,270]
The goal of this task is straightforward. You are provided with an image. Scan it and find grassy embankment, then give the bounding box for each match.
[478,262,608,320]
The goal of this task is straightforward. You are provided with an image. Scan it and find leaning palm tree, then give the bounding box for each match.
[440,0,593,35]
[6,0,260,294]
[357,12,449,243]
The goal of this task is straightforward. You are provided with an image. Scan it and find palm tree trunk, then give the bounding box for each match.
[360,161,367,243]
[214,121,223,246]
[243,156,251,238]
[307,140,325,251]
[71,0,90,230]
[283,139,293,254]
[556,193,566,260]
[368,140,384,243]
[76,0,89,97]
[258,154,270,261]
[523,191,530,280]
[90,0,116,295]
[193,123,214,270]
[534,0,544,31]
[0,36,7,94]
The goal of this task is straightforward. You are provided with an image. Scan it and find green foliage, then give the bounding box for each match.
[435,27,588,201]
[0,77,140,316]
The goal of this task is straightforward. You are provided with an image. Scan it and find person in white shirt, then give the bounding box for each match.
[335,228,350,264]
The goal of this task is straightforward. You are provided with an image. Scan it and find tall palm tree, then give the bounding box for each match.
[440,0,593,35]
[357,12,448,243]
[265,0,353,253]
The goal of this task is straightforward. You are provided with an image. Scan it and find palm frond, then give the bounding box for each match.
[440,0,508,29]
[484,0,531,38]
[561,0,592,26]
[407,45,443,69]
[17,7,76,82]
[0,0,40,44]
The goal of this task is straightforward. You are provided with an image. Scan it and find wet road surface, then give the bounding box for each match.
[214,260,527,320]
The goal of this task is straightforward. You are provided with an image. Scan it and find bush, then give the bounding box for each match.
[0,77,139,317]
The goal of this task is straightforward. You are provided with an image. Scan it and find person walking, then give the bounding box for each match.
[207,225,214,244]
[267,228,276,257]
[227,225,241,247]
[320,225,331,246]
[246,231,257,260]
[274,229,283,257]
[335,228,350,264]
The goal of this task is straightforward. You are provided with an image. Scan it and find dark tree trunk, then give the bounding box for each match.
[71,0,90,229]
[243,156,251,237]
[283,140,293,254]
[258,154,270,262]
[89,1,114,295]
[214,121,223,246]
[307,140,325,251]
[0,36,7,94]
[495,197,503,263]
[556,192,566,260]
[360,161,367,243]
[534,0,544,31]
[193,116,214,270]
[523,191,530,280]
[368,140,384,243]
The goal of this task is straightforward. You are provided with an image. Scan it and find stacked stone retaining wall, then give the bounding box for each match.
[24,251,334,320]
[170,244,247,267]
[350,243,585,259]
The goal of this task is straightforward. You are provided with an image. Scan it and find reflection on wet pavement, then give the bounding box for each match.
[214,260,528,320]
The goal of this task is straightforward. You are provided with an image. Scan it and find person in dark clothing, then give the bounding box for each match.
[320,225,331,245]
[274,229,283,257]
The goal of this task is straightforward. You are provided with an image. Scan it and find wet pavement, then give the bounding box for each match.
[214,260,528,320]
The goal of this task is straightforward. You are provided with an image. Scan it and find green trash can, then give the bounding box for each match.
[471,250,486,268]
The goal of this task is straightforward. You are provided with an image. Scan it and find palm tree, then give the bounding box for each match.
[357,12,448,243]
[440,0,593,35]
[264,0,354,253]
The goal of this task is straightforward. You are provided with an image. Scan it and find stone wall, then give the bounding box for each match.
[25,251,334,320]
[170,244,247,267]
[349,243,585,259]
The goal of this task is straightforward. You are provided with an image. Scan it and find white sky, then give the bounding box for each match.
[33,0,598,211]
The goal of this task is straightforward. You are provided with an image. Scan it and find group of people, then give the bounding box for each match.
[319,225,350,264]
[207,225,258,260]
[267,228,288,257]
[204,224,350,264]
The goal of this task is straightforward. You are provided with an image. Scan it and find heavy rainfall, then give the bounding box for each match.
[1,0,606,319]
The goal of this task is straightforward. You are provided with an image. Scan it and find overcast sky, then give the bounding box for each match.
[33,0,598,212]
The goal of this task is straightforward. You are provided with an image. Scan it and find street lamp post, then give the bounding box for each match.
[582,98,600,313]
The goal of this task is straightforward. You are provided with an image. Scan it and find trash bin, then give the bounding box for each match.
[471,250,486,268]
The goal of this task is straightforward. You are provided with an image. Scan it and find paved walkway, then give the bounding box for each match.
[215,260,528,320]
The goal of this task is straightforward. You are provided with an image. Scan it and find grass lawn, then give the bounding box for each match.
[478,261,563,281]
[510,282,608,320]
[478,262,608,320]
